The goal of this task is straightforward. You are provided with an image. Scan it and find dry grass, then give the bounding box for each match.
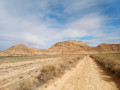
[37,65,62,85]
[0,54,83,63]
[90,53,120,78]
[8,78,37,90]
[3,55,85,90]
[37,55,85,86]
[0,55,58,63]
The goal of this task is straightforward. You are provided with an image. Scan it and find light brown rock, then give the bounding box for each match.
[0,40,120,56]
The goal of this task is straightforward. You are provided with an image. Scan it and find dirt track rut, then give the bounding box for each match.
[39,56,119,90]
[0,58,60,89]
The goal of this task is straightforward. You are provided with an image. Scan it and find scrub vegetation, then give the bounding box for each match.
[90,53,120,78]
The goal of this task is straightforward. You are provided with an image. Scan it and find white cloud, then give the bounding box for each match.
[0,0,119,50]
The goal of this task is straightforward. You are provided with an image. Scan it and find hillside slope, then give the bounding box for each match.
[96,43,120,53]
[48,40,90,54]
[48,40,120,54]
[0,44,40,56]
[0,40,120,56]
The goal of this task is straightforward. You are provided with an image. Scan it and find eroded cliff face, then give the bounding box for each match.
[48,40,90,54]
[0,40,120,56]
[48,40,120,54]
[96,43,120,53]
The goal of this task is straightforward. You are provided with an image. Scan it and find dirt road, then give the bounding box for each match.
[39,56,119,90]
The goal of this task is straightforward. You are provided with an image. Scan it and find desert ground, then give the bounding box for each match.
[0,55,64,90]
[39,55,119,90]
[0,54,120,90]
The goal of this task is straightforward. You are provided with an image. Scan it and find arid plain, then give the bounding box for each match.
[0,40,120,90]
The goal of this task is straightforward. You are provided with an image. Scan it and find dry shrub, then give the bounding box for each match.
[37,65,62,85]
[5,55,85,90]
[37,55,84,86]
[90,54,120,78]
[67,56,81,67]
[10,78,37,90]
[19,81,34,90]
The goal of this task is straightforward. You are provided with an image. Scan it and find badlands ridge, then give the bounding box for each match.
[0,40,120,56]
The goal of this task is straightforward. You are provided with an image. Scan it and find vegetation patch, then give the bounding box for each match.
[4,55,84,90]
[90,53,120,78]
[37,55,85,86]
[37,65,62,85]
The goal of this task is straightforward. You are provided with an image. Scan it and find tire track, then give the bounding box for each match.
[40,56,119,90]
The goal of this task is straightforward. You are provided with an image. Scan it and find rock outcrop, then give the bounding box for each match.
[96,43,120,53]
[48,40,90,54]
[0,40,120,56]
[48,40,120,54]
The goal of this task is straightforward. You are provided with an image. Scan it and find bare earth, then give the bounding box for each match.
[39,56,119,90]
[0,57,61,89]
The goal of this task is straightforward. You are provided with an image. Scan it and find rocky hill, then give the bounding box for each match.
[48,40,120,54]
[48,40,90,54]
[96,43,120,53]
[0,40,120,56]
[0,44,40,56]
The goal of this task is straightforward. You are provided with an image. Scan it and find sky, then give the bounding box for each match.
[0,0,120,50]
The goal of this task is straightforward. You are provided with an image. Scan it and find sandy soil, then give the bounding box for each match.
[39,56,119,90]
[0,57,61,89]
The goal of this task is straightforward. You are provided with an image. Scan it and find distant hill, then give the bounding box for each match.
[96,43,120,53]
[48,40,90,54]
[48,40,120,54]
[0,44,40,56]
[0,41,120,56]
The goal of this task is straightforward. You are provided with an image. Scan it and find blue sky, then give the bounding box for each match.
[0,0,120,50]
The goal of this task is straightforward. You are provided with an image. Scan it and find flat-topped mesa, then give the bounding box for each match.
[49,40,89,49]
[69,40,89,46]
[48,40,90,54]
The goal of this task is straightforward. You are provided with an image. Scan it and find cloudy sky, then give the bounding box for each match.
[0,0,120,50]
